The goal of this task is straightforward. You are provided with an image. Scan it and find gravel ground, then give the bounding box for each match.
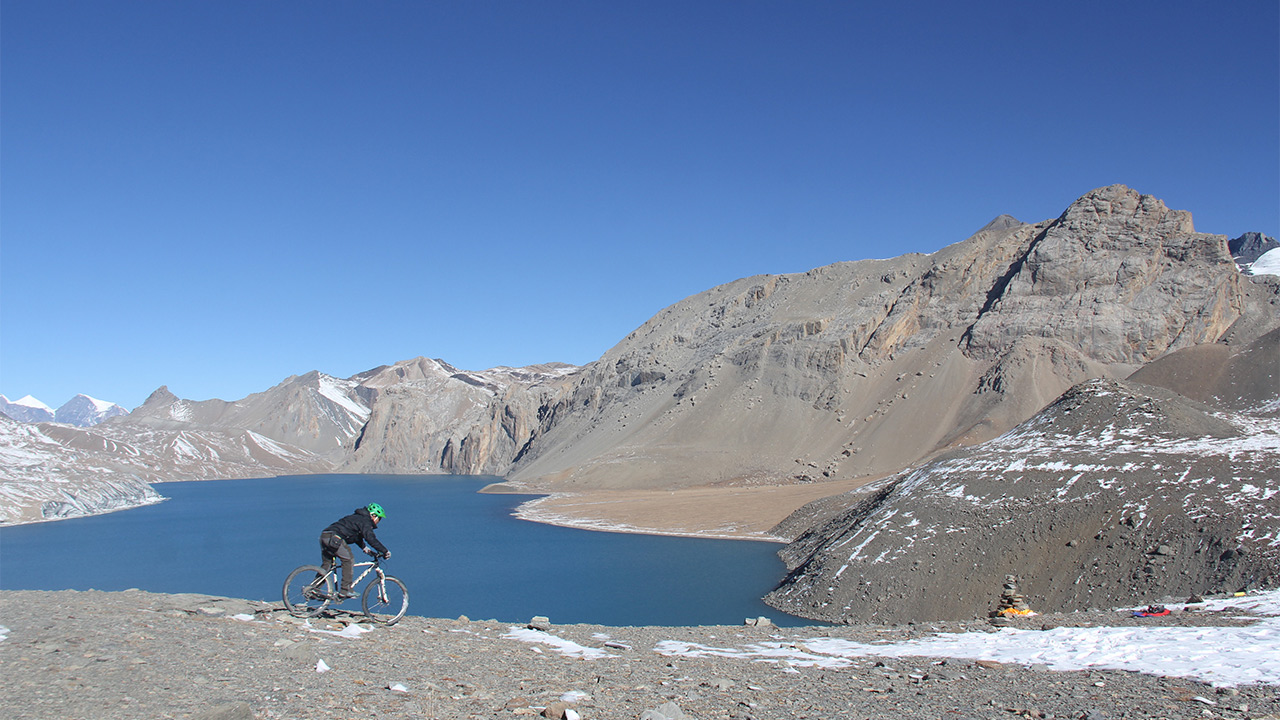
[1,589,1277,720]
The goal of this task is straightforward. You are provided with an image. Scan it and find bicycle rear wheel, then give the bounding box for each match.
[361,574,409,625]
[283,565,332,617]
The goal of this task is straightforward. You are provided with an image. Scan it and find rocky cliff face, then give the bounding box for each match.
[505,185,1271,493]
[763,378,1280,624]
[343,358,578,475]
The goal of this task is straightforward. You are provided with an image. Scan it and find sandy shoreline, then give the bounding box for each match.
[506,478,872,541]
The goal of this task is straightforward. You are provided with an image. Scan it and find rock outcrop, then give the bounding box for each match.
[344,359,578,475]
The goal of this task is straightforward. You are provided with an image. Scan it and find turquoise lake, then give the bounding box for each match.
[0,474,813,626]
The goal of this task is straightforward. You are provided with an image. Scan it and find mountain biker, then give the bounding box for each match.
[319,503,391,599]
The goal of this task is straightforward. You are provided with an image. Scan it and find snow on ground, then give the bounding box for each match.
[502,627,619,659]
[10,395,53,411]
[317,374,371,420]
[1247,247,1280,277]
[488,591,1280,687]
[654,591,1280,688]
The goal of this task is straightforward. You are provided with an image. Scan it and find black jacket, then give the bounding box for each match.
[323,507,389,555]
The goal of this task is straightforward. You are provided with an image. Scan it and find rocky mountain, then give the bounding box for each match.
[1230,231,1279,266]
[53,394,129,427]
[0,395,55,423]
[764,378,1280,624]
[0,360,579,523]
[503,185,1277,496]
[1,393,129,427]
[345,359,578,476]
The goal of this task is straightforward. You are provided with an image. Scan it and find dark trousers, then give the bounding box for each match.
[319,531,354,592]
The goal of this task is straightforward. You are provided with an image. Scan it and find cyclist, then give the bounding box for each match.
[319,503,391,599]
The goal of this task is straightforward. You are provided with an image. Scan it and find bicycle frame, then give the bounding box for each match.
[322,558,383,595]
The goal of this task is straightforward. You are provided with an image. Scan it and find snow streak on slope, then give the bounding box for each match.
[0,419,162,524]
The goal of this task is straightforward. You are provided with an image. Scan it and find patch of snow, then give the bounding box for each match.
[654,590,1280,688]
[1247,247,1280,277]
[317,374,371,420]
[502,627,618,659]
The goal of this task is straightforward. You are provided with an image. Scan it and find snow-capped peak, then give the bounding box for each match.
[13,395,53,411]
[53,394,129,427]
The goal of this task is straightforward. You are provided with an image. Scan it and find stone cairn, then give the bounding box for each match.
[994,575,1033,616]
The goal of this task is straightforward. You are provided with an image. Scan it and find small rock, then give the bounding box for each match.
[282,644,316,663]
[529,616,552,631]
[542,701,570,719]
[640,701,693,720]
[974,660,1003,670]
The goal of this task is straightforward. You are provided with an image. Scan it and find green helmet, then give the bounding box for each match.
[367,503,385,519]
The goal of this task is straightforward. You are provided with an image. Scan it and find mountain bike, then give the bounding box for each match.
[282,553,409,625]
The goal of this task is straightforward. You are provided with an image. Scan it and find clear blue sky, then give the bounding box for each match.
[3,1,1277,410]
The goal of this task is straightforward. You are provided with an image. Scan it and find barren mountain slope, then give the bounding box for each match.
[1129,322,1280,413]
[123,372,372,461]
[764,378,1280,624]
[506,185,1261,495]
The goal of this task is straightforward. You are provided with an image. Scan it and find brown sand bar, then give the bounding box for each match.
[503,478,872,541]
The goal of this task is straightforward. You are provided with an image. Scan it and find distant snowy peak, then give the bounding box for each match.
[1230,232,1279,267]
[0,395,56,423]
[0,393,129,427]
[54,394,129,427]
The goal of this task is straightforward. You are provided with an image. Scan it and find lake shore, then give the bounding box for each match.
[497,478,874,542]
[2,588,1277,720]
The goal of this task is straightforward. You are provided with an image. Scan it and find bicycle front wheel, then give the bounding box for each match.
[361,574,409,625]
[283,565,332,618]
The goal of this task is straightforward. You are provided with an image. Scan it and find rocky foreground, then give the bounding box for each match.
[1,590,1277,720]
